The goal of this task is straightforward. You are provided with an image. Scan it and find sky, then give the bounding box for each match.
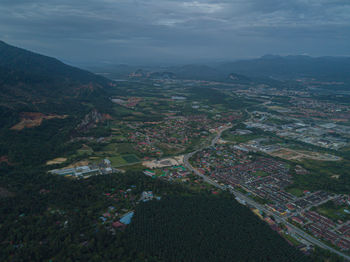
[1,0,350,65]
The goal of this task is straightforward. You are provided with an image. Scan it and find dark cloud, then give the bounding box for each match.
[0,0,349,64]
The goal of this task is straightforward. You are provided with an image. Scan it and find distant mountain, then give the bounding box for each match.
[227,73,252,83]
[0,40,114,127]
[217,55,350,83]
[89,54,350,90]
[167,64,224,80]
[149,71,176,80]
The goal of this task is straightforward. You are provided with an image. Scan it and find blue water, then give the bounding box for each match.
[120,211,134,225]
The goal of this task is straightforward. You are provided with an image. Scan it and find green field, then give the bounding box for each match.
[76,148,93,156]
[253,170,269,177]
[122,154,139,163]
[109,155,127,166]
[109,154,140,167]
[103,143,118,152]
[286,187,304,197]
[312,201,350,222]
[222,130,261,143]
[292,158,350,194]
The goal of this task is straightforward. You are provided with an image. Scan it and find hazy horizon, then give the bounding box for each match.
[1,0,350,65]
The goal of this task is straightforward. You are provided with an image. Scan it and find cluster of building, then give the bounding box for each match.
[127,114,235,157]
[191,144,350,251]
[194,145,292,193]
[291,210,350,251]
[144,165,191,182]
[140,191,161,202]
[100,189,162,233]
[49,159,113,179]
[245,111,349,150]
[289,97,350,122]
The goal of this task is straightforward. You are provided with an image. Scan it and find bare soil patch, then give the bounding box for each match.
[46,157,67,165]
[10,112,68,130]
[143,155,184,168]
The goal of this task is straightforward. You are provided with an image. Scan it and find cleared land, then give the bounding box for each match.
[143,155,184,168]
[270,148,341,162]
[11,112,68,130]
[46,158,67,165]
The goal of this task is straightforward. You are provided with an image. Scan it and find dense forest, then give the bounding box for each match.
[127,195,310,262]
[0,165,196,261]
[0,164,315,262]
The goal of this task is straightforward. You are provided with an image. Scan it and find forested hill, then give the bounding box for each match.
[0,40,109,88]
[0,41,114,126]
[0,40,113,107]
[0,41,115,166]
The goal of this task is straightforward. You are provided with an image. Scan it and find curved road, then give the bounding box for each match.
[183,124,350,261]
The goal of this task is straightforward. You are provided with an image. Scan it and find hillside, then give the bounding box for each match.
[0,41,109,87]
[0,40,113,126]
[0,41,114,166]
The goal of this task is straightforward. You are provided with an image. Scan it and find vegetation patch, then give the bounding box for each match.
[122,154,140,164]
[286,187,304,197]
[312,201,350,222]
[109,155,127,166]
[127,195,309,262]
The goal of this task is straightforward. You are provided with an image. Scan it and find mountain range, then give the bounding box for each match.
[90,54,350,90]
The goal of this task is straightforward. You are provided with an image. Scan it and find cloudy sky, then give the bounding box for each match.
[1,0,350,65]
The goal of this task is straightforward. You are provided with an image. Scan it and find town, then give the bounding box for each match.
[190,143,350,251]
[44,79,350,259]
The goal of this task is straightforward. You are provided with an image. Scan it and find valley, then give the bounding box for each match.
[1,41,350,261]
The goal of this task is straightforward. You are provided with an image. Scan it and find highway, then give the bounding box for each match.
[183,124,350,261]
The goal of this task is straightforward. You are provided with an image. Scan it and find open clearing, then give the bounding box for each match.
[11,112,68,130]
[46,157,67,165]
[270,148,341,161]
[143,155,184,168]
[109,154,140,167]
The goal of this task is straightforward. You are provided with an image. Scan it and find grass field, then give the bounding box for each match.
[103,143,118,152]
[122,154,140,163]
[312,201,350,222]
[77,147,94,156]
[286,187,304,197]
[222,131,261,143]
[253,170,269,177]
[109,154,140,167]
[109,155,127,166]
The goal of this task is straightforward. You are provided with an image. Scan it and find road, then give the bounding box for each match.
[183,124,350,261]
